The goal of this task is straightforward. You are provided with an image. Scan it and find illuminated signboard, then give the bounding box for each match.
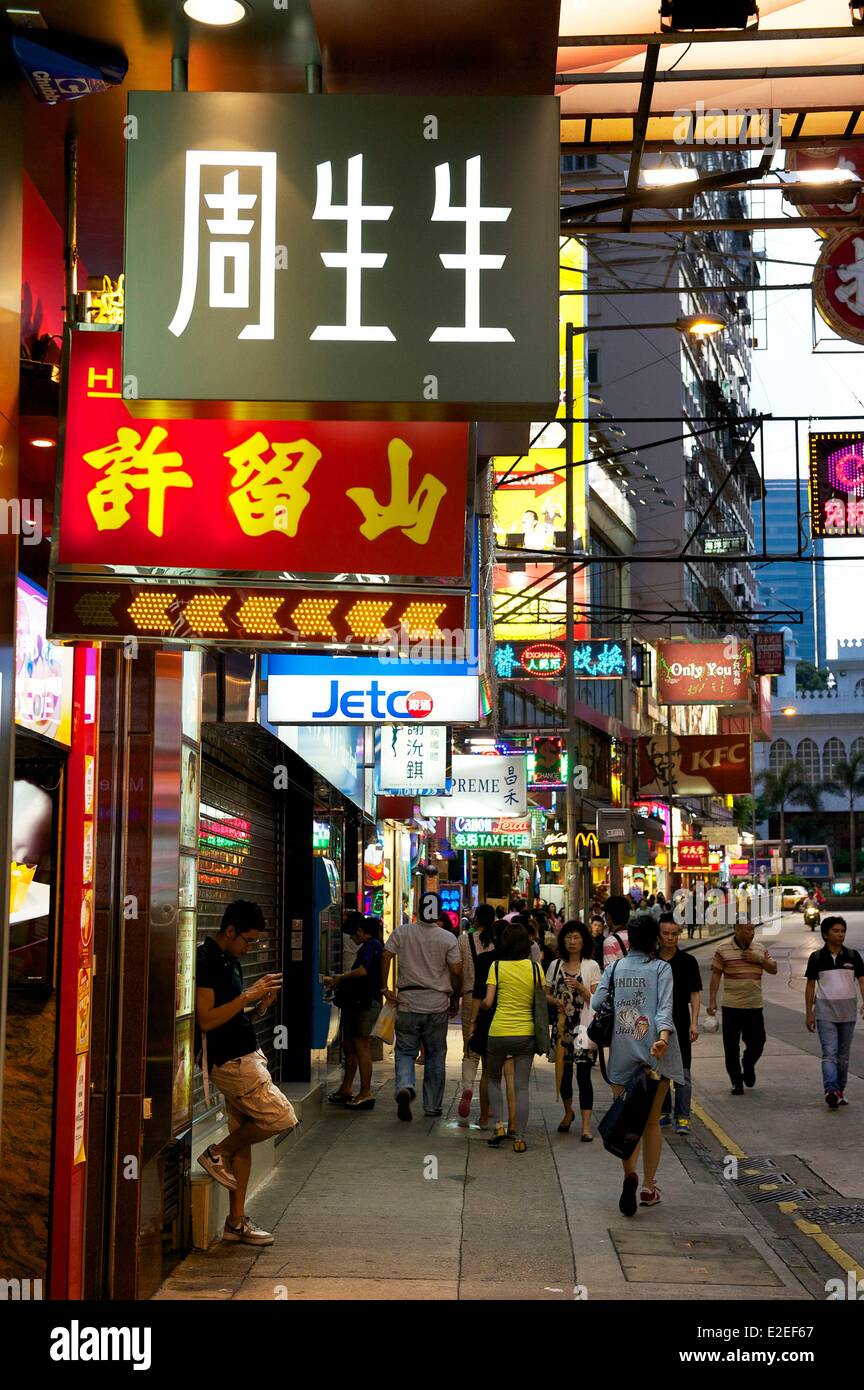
[56,331,470,583]
[703,533,747,555]
[631,799,671,845]
[378,724,450,796]
[814,232,864,349]
[656,640,751,706]
[808,432,864,538]
[48,577,467,651]
[677,839,709,870]
[15,575,73,745]
[491,237,589,641]
[421,755,527,817]
[122,92,559,421]
[752,631,785,677]
[533,734,563,785]
[494,638,629,679]
[451,816,532,850]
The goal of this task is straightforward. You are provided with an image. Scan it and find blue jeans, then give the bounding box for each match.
[816,1018,857,1093]
[394,1009,450,1113]
[661,1068,692,1121]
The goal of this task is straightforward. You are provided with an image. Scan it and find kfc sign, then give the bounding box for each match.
[122,93,559,420]
[677,840,709,870]
[656,640,751,706]
[808,431,864,539]
[638,734,751,797]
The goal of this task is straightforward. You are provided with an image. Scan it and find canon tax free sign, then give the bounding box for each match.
[123,93,559,420]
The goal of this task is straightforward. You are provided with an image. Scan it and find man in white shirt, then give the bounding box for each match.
[380,918,462,1121]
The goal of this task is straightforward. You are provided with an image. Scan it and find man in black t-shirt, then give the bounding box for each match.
[195,899,296,1246]
[658,913,703,1134]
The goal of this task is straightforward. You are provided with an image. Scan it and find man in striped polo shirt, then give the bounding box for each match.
[707,922,777,1095]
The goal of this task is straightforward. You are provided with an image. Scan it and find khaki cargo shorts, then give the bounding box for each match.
[210,1049,298,1136]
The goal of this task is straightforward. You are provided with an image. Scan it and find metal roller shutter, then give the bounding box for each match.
[194,727,284,1119]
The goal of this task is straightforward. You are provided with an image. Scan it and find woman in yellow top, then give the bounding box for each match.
[481,922,540,1153]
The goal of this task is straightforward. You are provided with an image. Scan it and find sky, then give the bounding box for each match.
[747,190,863,659]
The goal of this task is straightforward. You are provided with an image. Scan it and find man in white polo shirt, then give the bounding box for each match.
[380,915,462,1122]
[805,916,864,1109]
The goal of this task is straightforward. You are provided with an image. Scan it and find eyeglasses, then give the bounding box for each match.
[237,933,262,948]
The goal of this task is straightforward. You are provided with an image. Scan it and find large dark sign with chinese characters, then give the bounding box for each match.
[752,631,785,677]
[808,431,864,538]
[55,330,469,582]
[122,93,559,421]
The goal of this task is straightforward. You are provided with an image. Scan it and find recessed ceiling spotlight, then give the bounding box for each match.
[30,436,56,448]
[183,0,249,26]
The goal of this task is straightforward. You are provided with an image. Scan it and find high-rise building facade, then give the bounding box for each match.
[752,480,827,668]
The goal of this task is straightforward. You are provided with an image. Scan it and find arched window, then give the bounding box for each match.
[797,739,820,783]
[855,678,864,697]
[852,737,864,764]
[769,739,792,773]
[823,737,846,781]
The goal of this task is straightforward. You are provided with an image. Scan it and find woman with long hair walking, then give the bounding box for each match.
[545,921,601,1139]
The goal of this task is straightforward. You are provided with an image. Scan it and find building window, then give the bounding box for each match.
[587,348,600,385]
[823,737,846,781]
[769,739,792,773]
[796,738,820,784]
[561,153,598,173]
[852,736,864,763]
[855,678,864,697]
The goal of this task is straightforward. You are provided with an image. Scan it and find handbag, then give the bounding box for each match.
[532,961,551,1057]
[371,1000,396,1044]
[586,959,619,1049]
[468,960,498,1057]
[598,1064,660,1159]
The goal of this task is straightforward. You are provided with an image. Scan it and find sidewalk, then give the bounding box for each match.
[154,1021,833,1302]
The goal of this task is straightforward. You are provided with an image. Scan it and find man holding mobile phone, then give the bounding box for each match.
[196,899,297,1246]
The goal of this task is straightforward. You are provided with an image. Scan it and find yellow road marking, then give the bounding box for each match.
[691,1103,864,1283]
[690,1099,746,1159]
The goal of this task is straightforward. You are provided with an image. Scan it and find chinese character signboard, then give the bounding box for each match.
[752,631,785,677]
[421,754,527,817]
[55,331,469,581]
[814,231,864,348]
[533,735,563,785]
[122,93,559,420]
[808,431,864,537]
[638,734,751,797]
[493,637,628,680]
[378,724,450,796]
[677,840,709,871]
[656,640,751,706]
[451,817,532,850]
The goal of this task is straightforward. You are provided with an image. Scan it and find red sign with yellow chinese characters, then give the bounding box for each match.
[56,331,470,581]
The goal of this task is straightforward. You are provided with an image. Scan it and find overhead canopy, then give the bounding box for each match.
[557,0,864,148]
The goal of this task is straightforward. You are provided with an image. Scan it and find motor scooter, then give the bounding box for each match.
[803,901,821,931]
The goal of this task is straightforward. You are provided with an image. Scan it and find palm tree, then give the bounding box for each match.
[823,750,864,888]
[790,784,828,845]
[755,762,809,861]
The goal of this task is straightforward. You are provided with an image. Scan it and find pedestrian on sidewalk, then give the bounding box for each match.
[804,916,864,1109]
[591,914,683,1215]
[195,899,297,1247]
[602,894,631,969]
[589,911,606,967]
[482,922,542,1153]
[657,913,702,1134]
[325,915,384,1110]
[457,903,497,1120]
[469,915,518,1131]
[707,921,777,1095]
[380,914,462,1122]
[545,920,601,1139]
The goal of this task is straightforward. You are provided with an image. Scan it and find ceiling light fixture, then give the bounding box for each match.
[183,0,249,26]
[641,167,699,187]
[30,436,55,448]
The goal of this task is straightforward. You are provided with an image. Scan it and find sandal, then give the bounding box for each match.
[580,1133,593,1143]
[487,1124,507,1148]
[345,1096,375,1110]
[327,1091,352,1105]
[512,1138,527,1153]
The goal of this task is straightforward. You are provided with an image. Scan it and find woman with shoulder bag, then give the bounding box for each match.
[545,921,601,1140]
[481,922,543,1153]
[590,913,684,1215]
[323,916,384,1110]
[457,904,497,1120]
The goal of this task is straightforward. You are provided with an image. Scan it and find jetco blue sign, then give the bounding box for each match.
[263,654,478,725]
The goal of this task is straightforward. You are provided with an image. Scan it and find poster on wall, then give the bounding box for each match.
[175,910,195,1018]
[180,742,200,849]
[179,853,197,910]
[15,575,73,744]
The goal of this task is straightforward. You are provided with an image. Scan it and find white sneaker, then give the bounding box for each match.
[198,1144,237,1191]
[222,1215,274,1246]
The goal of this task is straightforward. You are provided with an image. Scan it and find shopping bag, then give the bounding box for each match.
[371,1000,397,1044]
[598,1065,660,1159]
